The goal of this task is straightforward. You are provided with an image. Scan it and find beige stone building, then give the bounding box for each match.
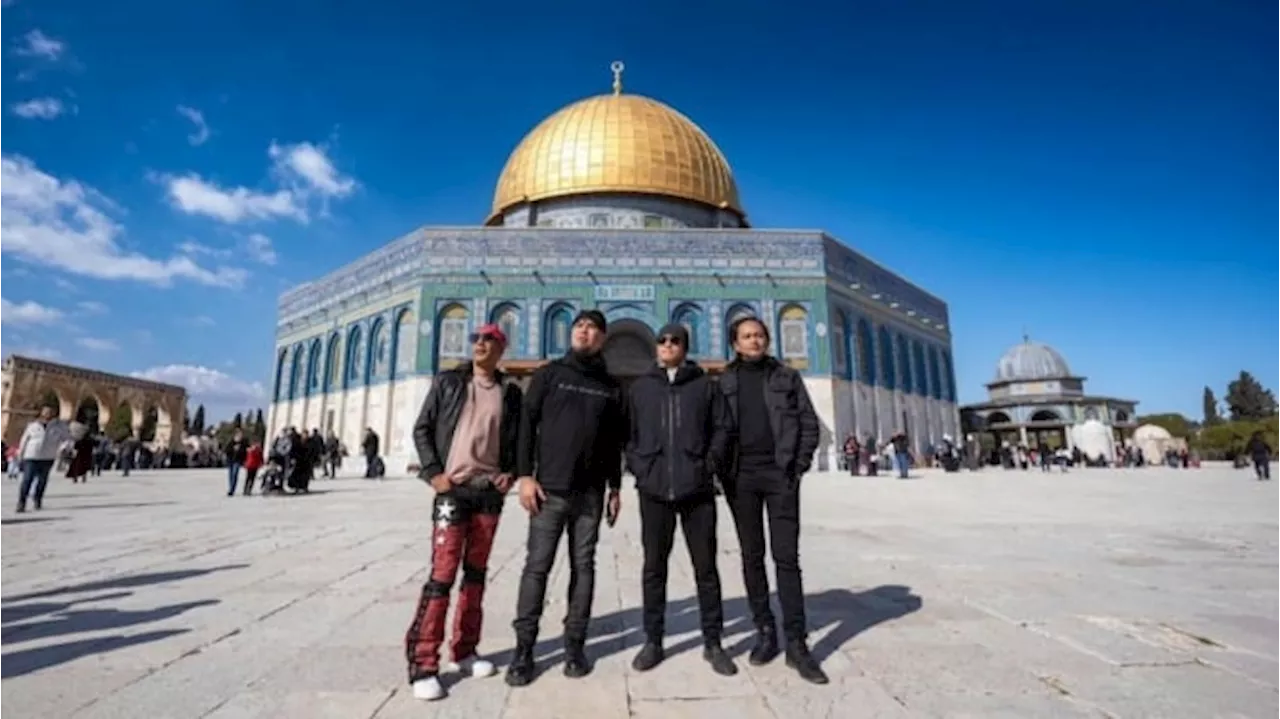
[1,355,187,450]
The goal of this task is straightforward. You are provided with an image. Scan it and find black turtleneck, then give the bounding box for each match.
[735,356,777,474]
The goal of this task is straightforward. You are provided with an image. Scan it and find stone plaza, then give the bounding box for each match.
[2,465,1276,718]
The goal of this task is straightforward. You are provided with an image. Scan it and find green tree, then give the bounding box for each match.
[191,405,206,435]
[1202,387,1221,426]
[232,412,243,429]
[253,408,266,442]
[138,407,158,442]
[1225,371,1278,421]
[32,389,60,412]
[182,406,191,435]
[104,405,133,442]
[1134,412,1195,438]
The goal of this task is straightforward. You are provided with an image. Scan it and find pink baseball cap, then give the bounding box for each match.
[472,323,508,347]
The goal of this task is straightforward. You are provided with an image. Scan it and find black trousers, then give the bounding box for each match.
[726,477,806,641]
[512,489,604,645]
[638,491,723,643]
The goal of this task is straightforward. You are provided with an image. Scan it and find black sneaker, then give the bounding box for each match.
[748,626,779,666]
[15,502,25,514]
[631,641,664,672]
[703,641,738,676]
[563,640,591,678]
[504,644,535,687]
[784,639,829,685]
[33,498,42,510]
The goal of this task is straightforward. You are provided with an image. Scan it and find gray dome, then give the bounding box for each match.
[994,340,1072,382]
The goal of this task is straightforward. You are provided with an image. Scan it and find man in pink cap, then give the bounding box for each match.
[404,323,523,701]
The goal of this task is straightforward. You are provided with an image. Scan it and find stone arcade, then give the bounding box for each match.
[1,355,186,450]
[267,64,960,472]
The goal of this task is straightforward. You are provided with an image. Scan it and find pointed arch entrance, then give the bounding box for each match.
[601,319,656,389]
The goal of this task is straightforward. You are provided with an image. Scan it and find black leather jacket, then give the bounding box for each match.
[719,356,820,480]
[412,363,523,480]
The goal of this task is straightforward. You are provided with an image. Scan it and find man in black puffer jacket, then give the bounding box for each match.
[625,323,737,677]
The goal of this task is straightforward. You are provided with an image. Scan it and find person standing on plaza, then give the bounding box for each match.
[719,316,828,685]
[1246,431,1272,480]
[242,439,264,495]
[362,427,381,478]
[404,323,523,701]
[625,323,737,676]
[223,429,249,496]
[505,309,625,687]
[16,405,66,512]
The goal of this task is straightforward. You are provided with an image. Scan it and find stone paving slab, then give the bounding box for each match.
[2,465,1276,718]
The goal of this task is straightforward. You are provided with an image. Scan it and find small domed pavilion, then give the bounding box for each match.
[960,337,1138,451]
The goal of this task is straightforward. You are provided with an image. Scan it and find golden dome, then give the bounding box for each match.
[488,82,743,224]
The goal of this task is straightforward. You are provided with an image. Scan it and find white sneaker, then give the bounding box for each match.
[448,655,496,678]
[411,676,445,701]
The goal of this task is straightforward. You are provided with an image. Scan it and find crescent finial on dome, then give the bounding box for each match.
[610,60,624,95]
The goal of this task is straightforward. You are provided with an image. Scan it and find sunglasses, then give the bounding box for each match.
[656,335,684,347]
[469,333,503,345]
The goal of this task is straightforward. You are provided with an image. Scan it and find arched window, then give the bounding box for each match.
[831,310,850,380]
[305,339,322,396]
[544,304,573,358]
[912,340,927,396]
[345,325,364,388]
[855,318,876,385]
[436,304,470,370]
[369,319,390,380]
[724,302,756,358]
[490,303,521,356]
[323,334,340,392]
[778,304,809,370]
[287,345,304,400]
[393,308,416,377]
[877,325,895,390]
[927,345,942,400]
[897,334,912,393]
[671,303,702,356]
[942,350,956,402]
[273,348,288,402]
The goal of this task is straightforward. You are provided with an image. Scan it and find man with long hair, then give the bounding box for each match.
[720,316,828,684]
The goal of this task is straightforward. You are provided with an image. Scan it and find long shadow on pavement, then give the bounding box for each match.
[3,564,249,603]
[2,600,219,644]
[1,629,191,679]
[1,517,66,526]
[485,585,922,679]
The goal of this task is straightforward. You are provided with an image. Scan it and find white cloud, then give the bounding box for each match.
[12,97,64,119]
[76,300,108,314]
[76,337,118,352]
[245,233,278,265]
[132,364,267,417]
[2,155,248,288]
[163,173,305,224]
[1,297,64,325]
[268,141,356,198]
[193,315,215,326]
[177,239,231,258]
[160,140,355,226]
[9,346,62,361]
[14,30,64,60]
[176,105,210,146]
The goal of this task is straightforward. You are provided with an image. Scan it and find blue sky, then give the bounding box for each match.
[1,0,1275,420]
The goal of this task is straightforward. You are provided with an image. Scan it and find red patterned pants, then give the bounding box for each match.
[405,485,503,680]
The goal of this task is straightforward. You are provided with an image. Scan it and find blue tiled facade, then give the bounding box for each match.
[271,227,952,397]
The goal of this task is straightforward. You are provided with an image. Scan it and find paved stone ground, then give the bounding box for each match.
[1,464,1276,718]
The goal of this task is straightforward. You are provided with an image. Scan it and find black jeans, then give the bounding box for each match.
[512,489,604,645]
[726,477,806,641]
[638,491,723,643]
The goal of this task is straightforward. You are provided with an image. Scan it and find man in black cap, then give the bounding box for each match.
[720,315,827,684]
[506,309,627,687]
[625,322,736,676]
